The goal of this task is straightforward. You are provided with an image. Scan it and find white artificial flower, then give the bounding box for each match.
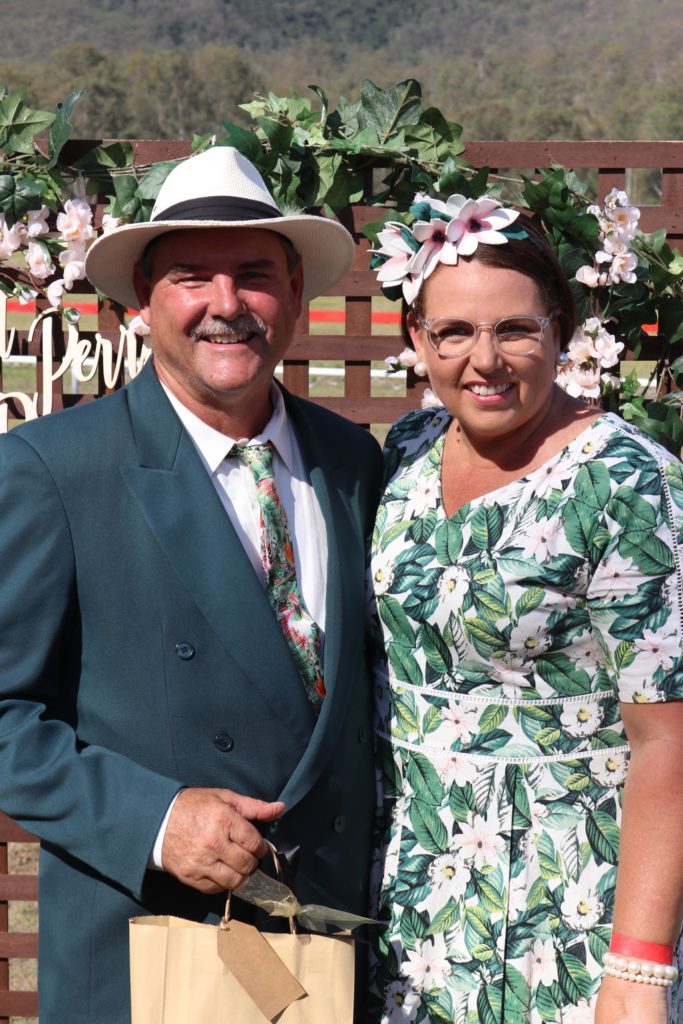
[561,879,604,930]
[607,203,640,240]
[438,565,470,602]
[459,813,505,870]
[101,213,122,235]
[127,314,151,337]
[604,188,629,210]
[25,240,55,281]
[397,347,418,368]
[592,329,624,368]
[46,278,66,307]
[608,249,638,285]
[384,979,420,1023]
[0,215,25,259]
[385,355,400,372]
[372,552,395,596]
[575,265,606,288]
[403,934,451,992]
[589,750,629,787]
[420,387,444,410]
[26,205,50,237]
[520,517,564,561]
[404,471,440,518]
[560,702,603,737]
[633,629,680,674]
[59,247,86,287]
[428,852,469,899]
[526,937,558,988]
[534,459,571,497]
[556,362,601,400]
[56,199,94,245]
[568,331,598,364]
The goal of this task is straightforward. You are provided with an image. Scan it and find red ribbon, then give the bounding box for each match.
[610,933,674,965]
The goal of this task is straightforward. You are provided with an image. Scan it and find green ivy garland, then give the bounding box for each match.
[0,79,681,451]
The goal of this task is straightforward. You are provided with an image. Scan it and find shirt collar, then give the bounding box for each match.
[160,380,295,474]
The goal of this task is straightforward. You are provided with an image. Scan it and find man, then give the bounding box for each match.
[0,147,382,1022]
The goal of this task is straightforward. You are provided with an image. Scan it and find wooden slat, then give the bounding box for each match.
[0,991,38,1016]
[288,336,402,359]
[313,396,421,422]
[0,875,38,900]
[463,140,683,168]
[0,933,38,957]
[0,815,37,843]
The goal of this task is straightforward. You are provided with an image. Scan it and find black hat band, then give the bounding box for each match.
[155,196,283,222]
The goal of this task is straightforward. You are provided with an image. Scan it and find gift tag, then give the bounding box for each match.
[217,920,306,1022]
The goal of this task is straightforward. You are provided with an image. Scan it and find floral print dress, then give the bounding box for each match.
[367,409,683,1024]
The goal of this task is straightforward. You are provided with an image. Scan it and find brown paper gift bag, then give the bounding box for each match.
[129,912,355,1023]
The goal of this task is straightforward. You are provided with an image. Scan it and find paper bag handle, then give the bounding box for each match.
[221,842,296,934]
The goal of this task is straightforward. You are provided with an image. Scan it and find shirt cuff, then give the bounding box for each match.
[148,790,183,871]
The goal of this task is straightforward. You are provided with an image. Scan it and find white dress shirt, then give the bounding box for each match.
[151,382,328,869]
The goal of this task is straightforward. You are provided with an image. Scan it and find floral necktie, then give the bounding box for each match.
[233,441,325,712]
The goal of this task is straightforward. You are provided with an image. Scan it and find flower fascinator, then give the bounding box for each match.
[371,193,524,304]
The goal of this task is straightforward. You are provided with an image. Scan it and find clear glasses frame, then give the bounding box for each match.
[418,312,556,357]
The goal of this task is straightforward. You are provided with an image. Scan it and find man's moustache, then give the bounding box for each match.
[189,316,266,342]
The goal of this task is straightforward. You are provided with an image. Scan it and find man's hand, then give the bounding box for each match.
[161,787,285,893]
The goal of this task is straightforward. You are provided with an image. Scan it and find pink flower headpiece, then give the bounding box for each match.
[370,193,523,304]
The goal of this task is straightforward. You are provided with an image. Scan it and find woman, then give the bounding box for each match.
[367,196,683,1024]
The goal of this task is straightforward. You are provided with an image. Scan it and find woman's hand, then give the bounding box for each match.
[595,974,669,1024]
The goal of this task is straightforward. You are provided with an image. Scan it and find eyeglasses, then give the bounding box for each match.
[418,313,555,357]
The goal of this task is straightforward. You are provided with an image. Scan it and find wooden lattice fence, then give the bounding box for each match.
[2,138,683,1021]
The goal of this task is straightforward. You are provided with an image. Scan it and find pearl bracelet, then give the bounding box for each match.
[603,951,679,987]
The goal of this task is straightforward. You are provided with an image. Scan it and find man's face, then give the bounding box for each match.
[134,227,303,435]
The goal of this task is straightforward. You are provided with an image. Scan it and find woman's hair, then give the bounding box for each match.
[400,210,577,350]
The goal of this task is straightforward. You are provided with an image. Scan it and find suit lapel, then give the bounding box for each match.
[121,364,315,744]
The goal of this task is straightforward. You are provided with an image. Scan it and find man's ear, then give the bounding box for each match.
[132,263,152,326]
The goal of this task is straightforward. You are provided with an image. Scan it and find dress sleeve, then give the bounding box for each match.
[586,451,683,703]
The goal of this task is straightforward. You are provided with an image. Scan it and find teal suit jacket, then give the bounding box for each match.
[0,362,382,1023]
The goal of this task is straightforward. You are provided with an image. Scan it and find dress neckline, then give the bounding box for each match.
[434,409,617,521]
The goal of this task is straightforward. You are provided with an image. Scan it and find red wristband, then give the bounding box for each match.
[610,933,673,965]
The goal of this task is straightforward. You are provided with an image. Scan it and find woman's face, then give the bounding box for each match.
[408,259,561,444]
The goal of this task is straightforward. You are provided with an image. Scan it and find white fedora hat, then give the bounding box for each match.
[84,146,355,309]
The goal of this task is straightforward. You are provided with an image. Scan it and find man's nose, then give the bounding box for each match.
[207,275,246,318]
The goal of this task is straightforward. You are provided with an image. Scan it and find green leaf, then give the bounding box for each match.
[400,905,428,950]
[403,107,464,163]
[46,90,83,168]
[575,460,611,508]
[136,160,178,202]
[504,964,531,1018]
[357,78,423,145]
[393,688,421,735]
[409,799,449,853]
[535,982,560,1021]
[219,122,263,164]
[535,654,591,696]
[476,877,505,912]
[515,586,545,618]
[562,498,596,557]
[0,89,55,155]
[465,903,494,940]
[477,982,502,1024]
[470,503,504,550]
[479,704,507,732]
[434,519,463,564]
[557,951,593,1003]
[464,616,508,657]
[379,595,416,646]
[606,488,657,530]
[419,622,453,675]
[586,809,620,864]
[430,897,461,933]
[618,530,675,575]
[388,641,422,687]
[407,752,444,804]
[0,174,44,225]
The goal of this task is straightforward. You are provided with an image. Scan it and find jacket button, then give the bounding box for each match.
[175,641,195,660]
[333,815,346,833]
[358,726,368,743]
[269,821,280,835]
[214,733,234,752]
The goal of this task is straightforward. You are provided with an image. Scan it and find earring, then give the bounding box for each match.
[557,351,569,367]
[414,361,428,378]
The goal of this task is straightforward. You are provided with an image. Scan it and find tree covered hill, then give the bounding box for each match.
[1,0,682,140]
